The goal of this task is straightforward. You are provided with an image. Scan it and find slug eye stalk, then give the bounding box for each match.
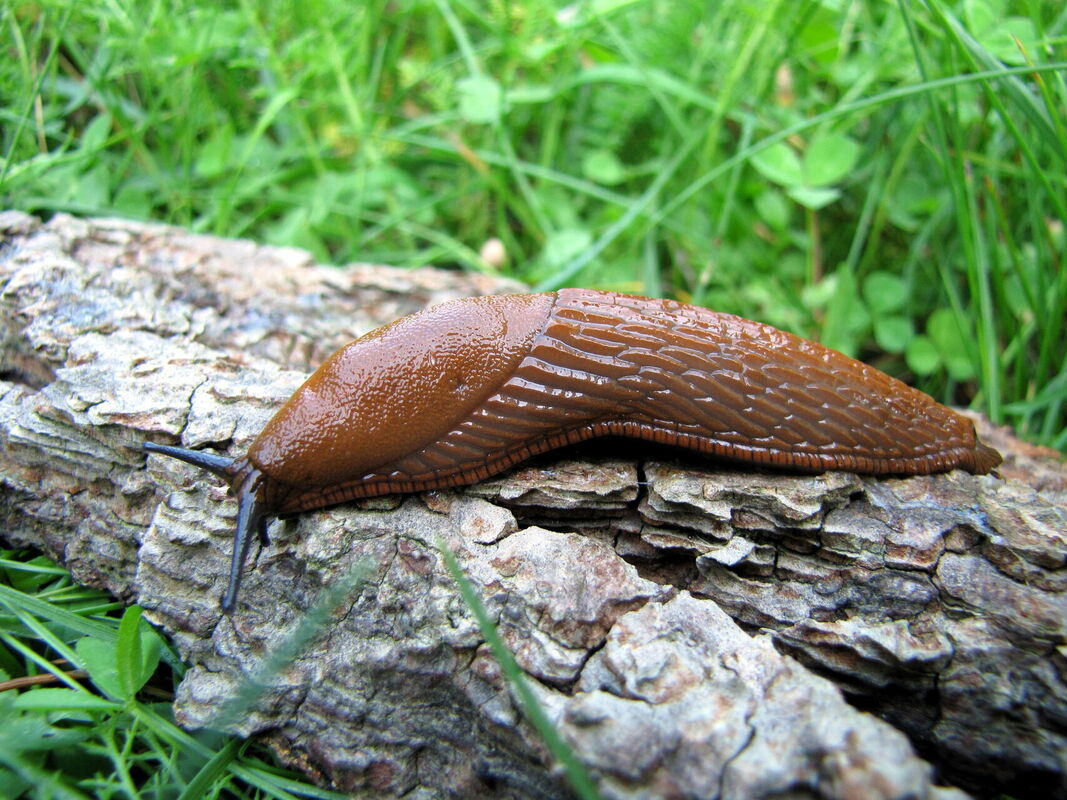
[144,442,270,613]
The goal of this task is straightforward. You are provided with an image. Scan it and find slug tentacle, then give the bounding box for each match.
[221,477,268,614]
[143,442,235,477]
[144,443,273,613]
[144,289,1002,612]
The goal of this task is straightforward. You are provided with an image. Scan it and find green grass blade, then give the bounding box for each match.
[438,540,602,800]
[207,560,372,733]
[0,584,184,673]
[176,738,241,800]
[652,62,1067,228]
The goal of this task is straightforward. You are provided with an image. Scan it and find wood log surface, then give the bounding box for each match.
[1,210,1064,800]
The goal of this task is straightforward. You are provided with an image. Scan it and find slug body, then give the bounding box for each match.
[145,289,1000,611]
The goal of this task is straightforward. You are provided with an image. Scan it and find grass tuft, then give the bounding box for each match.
[0,549,351,798]
[3,0,1062,444]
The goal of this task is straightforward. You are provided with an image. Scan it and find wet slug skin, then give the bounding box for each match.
[144,289,1001,611]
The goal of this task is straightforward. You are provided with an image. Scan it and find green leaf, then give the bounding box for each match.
[754,189,791,231]
[966,0,1038,64]
[195,124,234,178]
[0,765,31,800]
[802,132,861,186]
[73,164,111,209]
[1003,275,1029,317]
[457,75,503,124]
[0,692,90,755]
[0,734,85,800]
[820,264,869,357]
[963,0,1000,34]
[116,606,159,701]
[797,4,841,67]
[787,185,840,210]
[886,175,939,231]
[76,610,165,705]
[75,638,123,702]
[862,271,908,314]
[873,315,914,354]
[116,607,143,701]
[581,150,626,185]
[981,17,1038,65]
[750,143,804,188]
[927,309,977,381]
[543,228,593,268]
[13,688,120,712]
[81,113,112,152]
[977,15,1032,63]
[800,274,838,311]
[906,335,941,376]
[113,182,153,218]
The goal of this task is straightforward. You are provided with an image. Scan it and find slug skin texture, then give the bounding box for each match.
[257,289,1000,513]
[145,289,1000,610]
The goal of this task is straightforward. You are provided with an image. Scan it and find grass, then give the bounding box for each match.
[0,552,349,799]
[3,0,1065,444]
[1,0,1065,796]
[439,540,602,800]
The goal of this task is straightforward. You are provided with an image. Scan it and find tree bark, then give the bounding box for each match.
[1,210,1064,800]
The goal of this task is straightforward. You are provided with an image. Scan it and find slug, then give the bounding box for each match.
[144,288,1001,611]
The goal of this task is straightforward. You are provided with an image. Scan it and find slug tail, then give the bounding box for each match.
[972,440,1003,475]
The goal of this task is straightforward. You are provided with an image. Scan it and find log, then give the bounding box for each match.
[1,210,1064,800]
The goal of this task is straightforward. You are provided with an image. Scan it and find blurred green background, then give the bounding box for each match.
[1,2,1066,797]
[3,0,1066,448]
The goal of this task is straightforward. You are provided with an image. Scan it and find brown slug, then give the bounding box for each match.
[144,288,1001,611]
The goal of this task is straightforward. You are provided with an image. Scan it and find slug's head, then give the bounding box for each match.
[245,292,555,490]
[143,294,554,613]
[144,442,273,614]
